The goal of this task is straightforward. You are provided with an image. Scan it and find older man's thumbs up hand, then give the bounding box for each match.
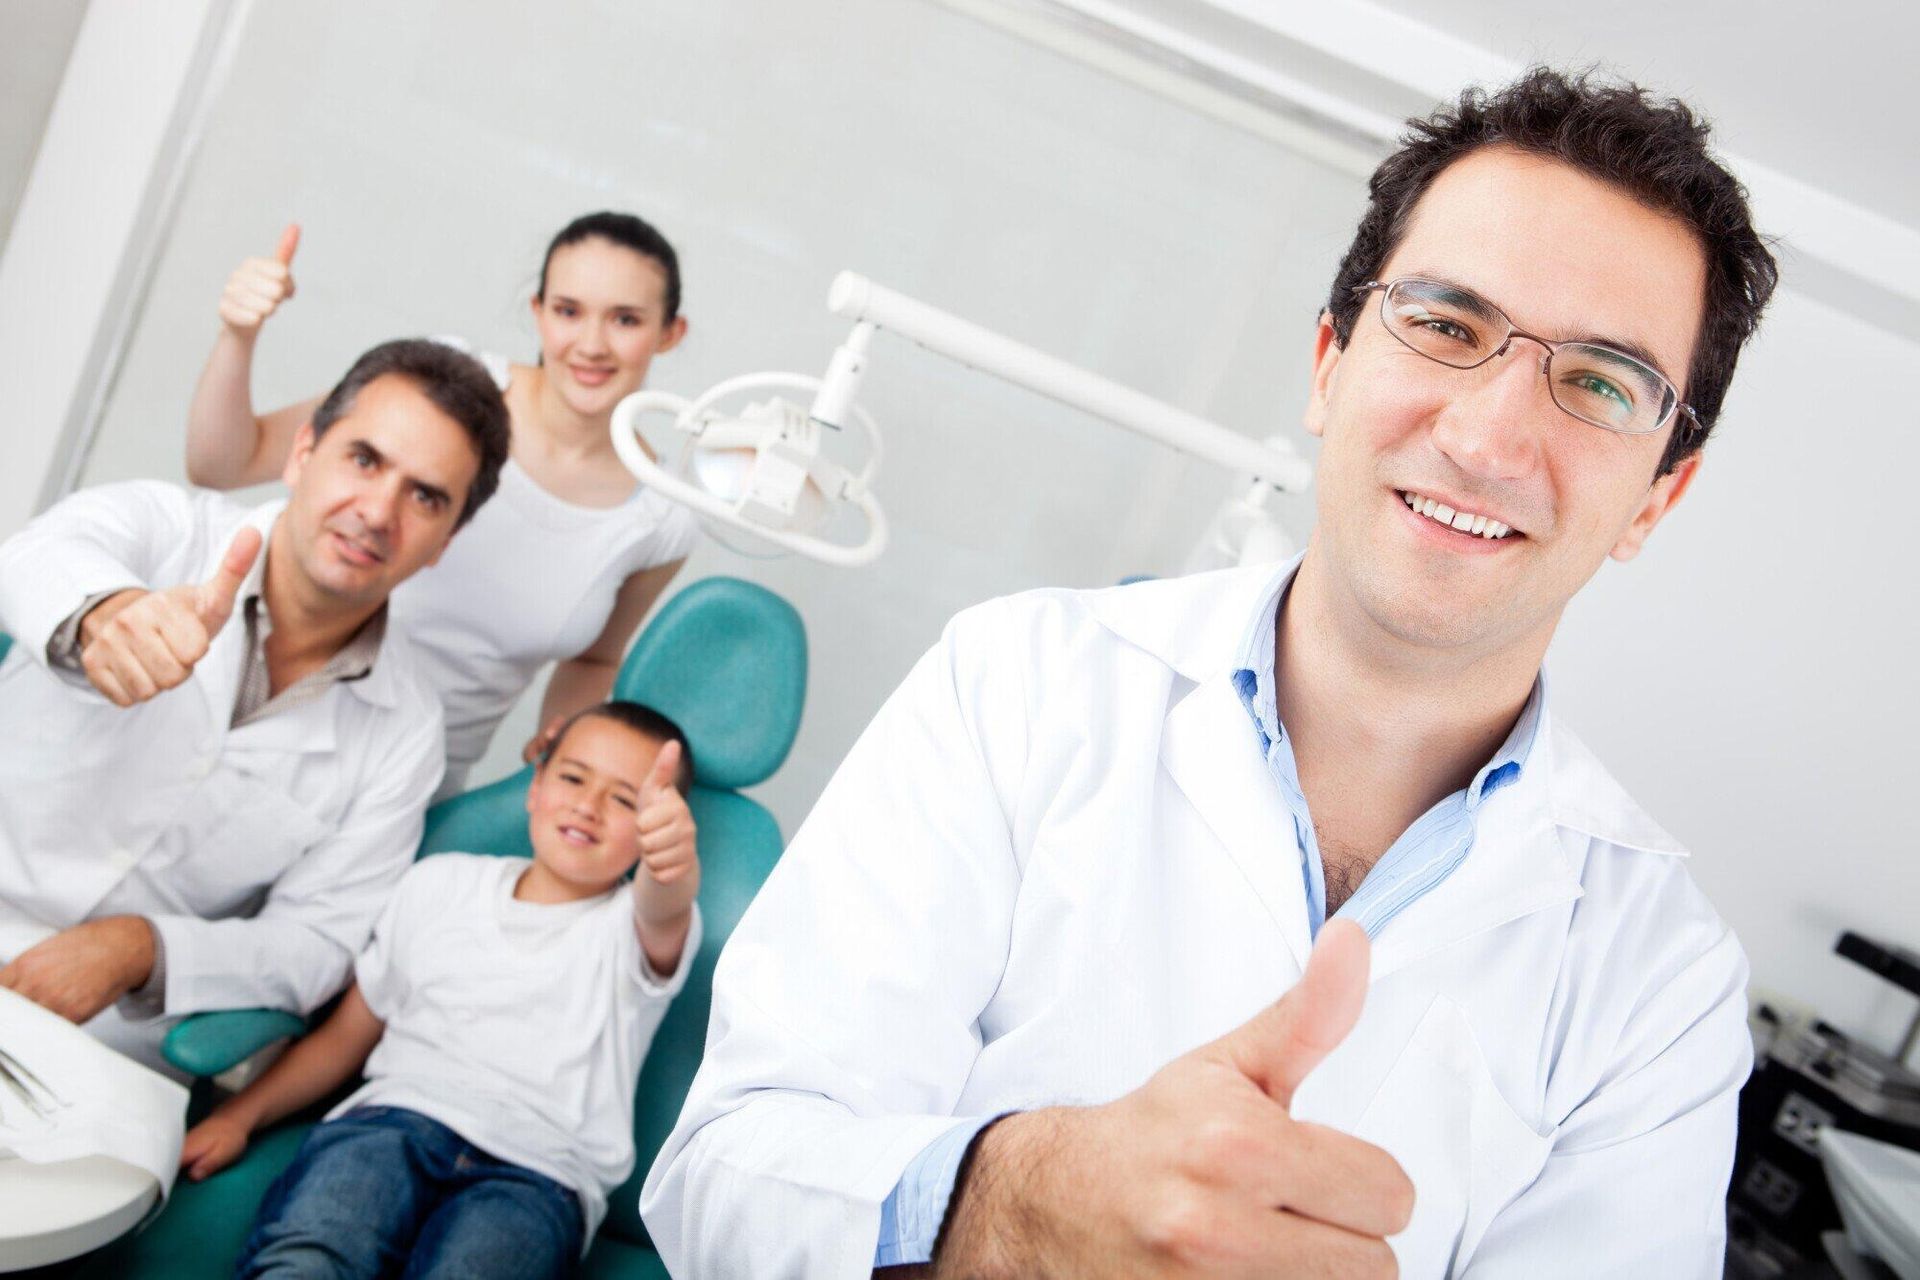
[928,920,1413,1280]
[79,526,263,707]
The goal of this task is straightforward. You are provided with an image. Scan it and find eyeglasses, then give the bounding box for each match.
[1352,278,1698,438]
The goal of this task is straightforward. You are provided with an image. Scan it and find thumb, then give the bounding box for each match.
[274,222,300,266]
[1221,918,1371,1109]
[197,526,263,629]
[643,739,683,798]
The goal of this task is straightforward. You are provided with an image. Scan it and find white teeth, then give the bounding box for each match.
[1400,491,1514,540]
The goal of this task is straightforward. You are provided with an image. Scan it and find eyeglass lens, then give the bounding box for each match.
[1380,279,1675,434]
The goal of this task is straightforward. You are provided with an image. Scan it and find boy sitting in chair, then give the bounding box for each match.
[179,701,701,1279]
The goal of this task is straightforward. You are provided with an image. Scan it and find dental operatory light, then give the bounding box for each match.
[610,272,1314,567]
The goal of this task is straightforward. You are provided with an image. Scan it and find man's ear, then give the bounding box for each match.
[282,421,318,488]
[657,314,689,355]
[1612,451,1701,562]
[1303,313,1342,440]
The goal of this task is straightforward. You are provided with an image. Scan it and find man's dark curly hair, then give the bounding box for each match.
[1325,67,1778,477]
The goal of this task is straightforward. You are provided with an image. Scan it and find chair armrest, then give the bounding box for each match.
[163,1008,306,1077]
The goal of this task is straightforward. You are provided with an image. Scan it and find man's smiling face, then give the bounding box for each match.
[1303,145,1709,659]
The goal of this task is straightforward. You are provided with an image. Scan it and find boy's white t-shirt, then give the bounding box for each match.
[331,853,700,1239]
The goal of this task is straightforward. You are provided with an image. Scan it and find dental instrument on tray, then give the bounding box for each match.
[610,272,1313,567]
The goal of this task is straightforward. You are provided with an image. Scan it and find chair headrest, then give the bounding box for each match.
[612,576,807,790]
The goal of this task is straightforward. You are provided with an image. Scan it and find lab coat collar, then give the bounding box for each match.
[215,499,405,713]
[1084,558,1291,684]
[1090,558,1687,975]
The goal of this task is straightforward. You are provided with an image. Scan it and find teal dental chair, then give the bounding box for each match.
[67,576,807,1278]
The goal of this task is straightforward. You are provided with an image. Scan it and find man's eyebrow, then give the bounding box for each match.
[1407,275,1502,320]
[351,436,456,507]
[1407,270,1679,384]
[1564,331,1675,384]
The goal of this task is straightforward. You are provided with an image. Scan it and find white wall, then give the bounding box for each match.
[76,0,1346,830]
[0,0,229,530]
[0,0,87,250]
[55,1,1920,1055]
[1550,295,1920,1054]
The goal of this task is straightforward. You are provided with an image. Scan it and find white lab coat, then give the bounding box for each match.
[644,564,1751,1279]
[0,481,444,1061]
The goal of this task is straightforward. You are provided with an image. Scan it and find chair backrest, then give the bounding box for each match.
[416,576,806,1251]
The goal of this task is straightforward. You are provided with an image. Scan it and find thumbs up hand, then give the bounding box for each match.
[634,740,699,890]
[932,921,1413,1279]
[218,223,300,336]
[78,526,263,707]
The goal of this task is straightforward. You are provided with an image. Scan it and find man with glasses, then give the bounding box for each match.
[647,69,1778,1278]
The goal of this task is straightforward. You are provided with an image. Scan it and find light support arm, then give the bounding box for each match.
[826,271,1313,493]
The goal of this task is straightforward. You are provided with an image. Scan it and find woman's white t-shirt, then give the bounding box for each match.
[392,344,699,797]
[332,853,700,1244]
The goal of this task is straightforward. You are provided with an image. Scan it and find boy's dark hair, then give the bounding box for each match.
[1325,66,1779,477]
[309,338,511,529]
[537,210,683,323]
[541,700,694,796]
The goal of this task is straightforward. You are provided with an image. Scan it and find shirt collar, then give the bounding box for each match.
[240,499,400,707]
[245,592,386,680]
[1225,554,1541,804]
[1083,556,1685,857]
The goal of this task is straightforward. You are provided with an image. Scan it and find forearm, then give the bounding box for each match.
[148,911,354,1017]
[539,656,620,727]
[633,898,695,977]
[184,329,270,488]
[213,985,383,1133]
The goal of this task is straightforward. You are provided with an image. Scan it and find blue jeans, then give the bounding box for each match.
[236,1106,585,1279]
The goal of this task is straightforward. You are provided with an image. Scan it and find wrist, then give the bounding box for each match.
[934,1110,1060,1279]
[211,1095,264,1135]
[632,891,693,931]
[110,915,158,990]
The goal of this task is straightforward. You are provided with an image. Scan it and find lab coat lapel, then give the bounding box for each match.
[1160,673,1315,976]
[1367,711,1586,982]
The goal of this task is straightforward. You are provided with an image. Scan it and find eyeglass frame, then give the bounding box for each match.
[1349,278,1701,439]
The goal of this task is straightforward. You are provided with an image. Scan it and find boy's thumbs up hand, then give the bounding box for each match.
[635,740,698,888]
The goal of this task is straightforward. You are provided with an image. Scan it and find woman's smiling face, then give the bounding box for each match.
[531,236,686,419]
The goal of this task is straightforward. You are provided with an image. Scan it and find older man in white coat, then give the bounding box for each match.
[645,71,1781,1279]
[0,339,509,1073]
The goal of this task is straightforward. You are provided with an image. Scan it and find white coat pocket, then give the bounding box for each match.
[156,770,330,917]
[1351,995,1552,1280]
